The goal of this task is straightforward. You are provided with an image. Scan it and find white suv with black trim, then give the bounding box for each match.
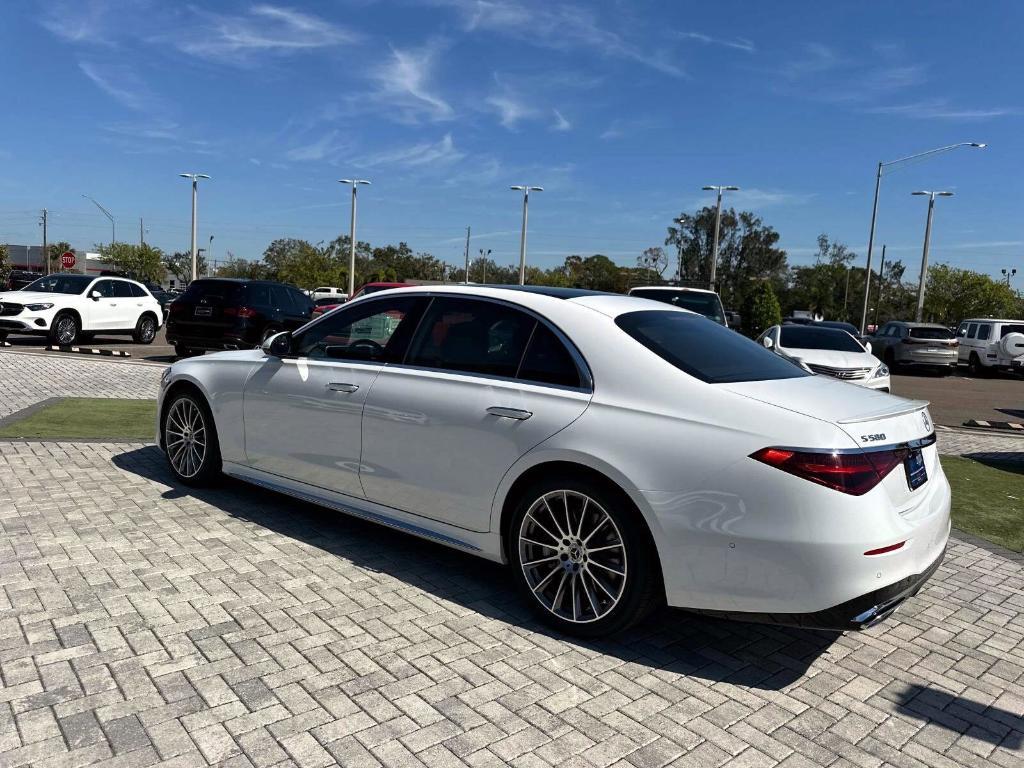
[955,318,1024,375]
[0,273,163,346]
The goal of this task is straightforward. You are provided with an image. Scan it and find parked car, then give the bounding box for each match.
[309,286,347,302]
[870,321,958,374]
[758,324,890,391]
[158,285,948,637]
[0,273,162,345]
[6,269,43,291]
[627,286,728,326]
[165,278,313,358]
[954,318,1024,376]
[348,282,412,302]
[311,296,347,318]
[142,283,176,317]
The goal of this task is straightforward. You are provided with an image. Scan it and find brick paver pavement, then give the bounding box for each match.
[0,351,1022,767]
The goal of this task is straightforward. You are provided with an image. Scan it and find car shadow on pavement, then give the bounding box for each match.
[895,683,1023,749]
[112,445,838,691]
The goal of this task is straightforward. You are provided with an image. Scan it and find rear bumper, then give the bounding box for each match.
[898,350,957,367]
[165,327,259,350]
[689,545,946,631]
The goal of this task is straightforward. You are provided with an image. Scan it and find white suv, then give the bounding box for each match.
[0,273,164,346]
[955,318,1024,376]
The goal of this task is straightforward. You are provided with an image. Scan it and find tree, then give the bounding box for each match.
[922,264,1023,325]
[164,251,208,284]
[741,281,782,338]
[0,243,10,287]
[215,253,269,279]
[97,242,165,283]
[666,207,787,308]
[636,246,668,284]
[261,238,345,289]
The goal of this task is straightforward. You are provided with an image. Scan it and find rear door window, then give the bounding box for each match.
[247,284,272,308]
[406,297,536,379]
[518,323,583,388]
[966,323,978,339]
[616,310,808,383]
[129,283,147,298]
[977,324,991,341]
[111,281,134,298]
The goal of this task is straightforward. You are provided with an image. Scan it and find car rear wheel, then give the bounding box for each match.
[133,314,158,344]
[162,391,221,486]
[883,348,897,371]
[174,344,196,358]
[967,353,986,377]
[510,478,662,637]
[0,331,7,342]
[49,312,79,346]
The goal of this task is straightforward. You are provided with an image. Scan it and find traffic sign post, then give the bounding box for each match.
[60,251,76,270]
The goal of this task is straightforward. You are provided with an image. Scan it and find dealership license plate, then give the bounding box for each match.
[195,307,212,317]
[905,449,928,490]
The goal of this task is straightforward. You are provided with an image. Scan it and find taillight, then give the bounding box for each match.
[169,302,184,315]
[751,446,908,495]
[223,306,257,318]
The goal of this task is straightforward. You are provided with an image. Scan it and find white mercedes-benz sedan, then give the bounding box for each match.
[157,285,949,636]
[758,324,891,391]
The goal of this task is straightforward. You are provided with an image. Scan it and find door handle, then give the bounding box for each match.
[486,406,532,420]
[327,382,359,393]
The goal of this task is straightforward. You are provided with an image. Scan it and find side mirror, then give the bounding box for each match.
[762,336,774,349]
[864,341,872,354]
[90,290,102,300]
[262,331,292,357]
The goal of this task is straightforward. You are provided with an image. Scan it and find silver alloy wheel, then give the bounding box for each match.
[140,317,156,342]
[165,397,207,479]
[55,316,76,344]
[518,490,627,624]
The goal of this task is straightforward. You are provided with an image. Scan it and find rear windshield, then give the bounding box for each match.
[616,310,808,383]
[1000,324,1024,338]
[179,280,245,304]
[23,274,93,294]
[630,289,725,324]
[909,326,955,340]
[780,325,864,352]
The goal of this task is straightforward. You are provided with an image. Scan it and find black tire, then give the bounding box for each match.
[0,331,7,342]
[161,390,222,487]
[883,348,897,372]
[967,353,986,377]
[509,476,662,637]
[133,313,158,344]
[174,344,195,358]
[48,311,79,346]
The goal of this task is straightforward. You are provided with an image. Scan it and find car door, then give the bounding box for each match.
[241,294,427,496]
[86,279,119,330]
[286,287,314,331]
[109,281,138,328]
[955,322,970,363]
[359,296,593,532]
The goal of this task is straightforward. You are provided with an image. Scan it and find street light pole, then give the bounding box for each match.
[511,185,543,285]
[179,173,210,283]
[339,179,370,297]
[463,226,471,284]
[208,235,214,275]
[672,215,690,283]
[912,191,954,323]
[702,185,739,291]
[478,248,491,284]
[82,194,115,245]
[859,142,985,334]
[873,244,886,330]
[1001,268,1017,286]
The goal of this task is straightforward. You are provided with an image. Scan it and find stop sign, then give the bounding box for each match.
[60,251,76,269]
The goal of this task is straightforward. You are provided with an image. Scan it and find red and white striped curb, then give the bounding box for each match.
[964,419,1024,432]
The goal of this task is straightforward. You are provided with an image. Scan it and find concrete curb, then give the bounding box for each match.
[963,419,1024,433]
[45,345,132,357]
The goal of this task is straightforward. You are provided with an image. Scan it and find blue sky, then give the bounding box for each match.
[1,0,1022,280]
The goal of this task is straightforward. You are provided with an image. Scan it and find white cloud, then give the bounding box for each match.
[178,4,359,61]
[286,131,347,162]
[864,100,1019,121]
[103,120,179,140]
[551,109,571,132]
[371,43,454,121]
[359,133,464,169]
[674,31,755,53]
[78,61,156,112]
[430,0,684,77]
[40,0,113,44]
[485,93,537,129]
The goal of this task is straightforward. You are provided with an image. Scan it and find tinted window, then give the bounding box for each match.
[290,288,313,315]
[129,283,148,298]
[295,296,423,362]
[616,310,809,383]
[1000,324,1024,338]
[957,323,968,338]
[111,281,134,298]
[779,326,864,352]
[247,284,272,308]
[93,280,116,298]
[180,280,245,305]
[23,274,93,294]
[407,297,536,378]
[977,324,991,341]
[630,289,725,324]
[909,326,955,340]
[270,285,292,311]
[315,296,343,307]
[819,321,860,336]
[518,323,583,388]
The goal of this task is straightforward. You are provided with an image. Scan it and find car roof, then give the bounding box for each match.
[960,318,1023,323]
[886,320,948,327]
[355,284,693,319]
[628,285,718,295]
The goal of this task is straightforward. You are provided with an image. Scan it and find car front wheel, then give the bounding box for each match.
[162,391,221,486]
[510,478,662,637]
[49,312,79,346]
